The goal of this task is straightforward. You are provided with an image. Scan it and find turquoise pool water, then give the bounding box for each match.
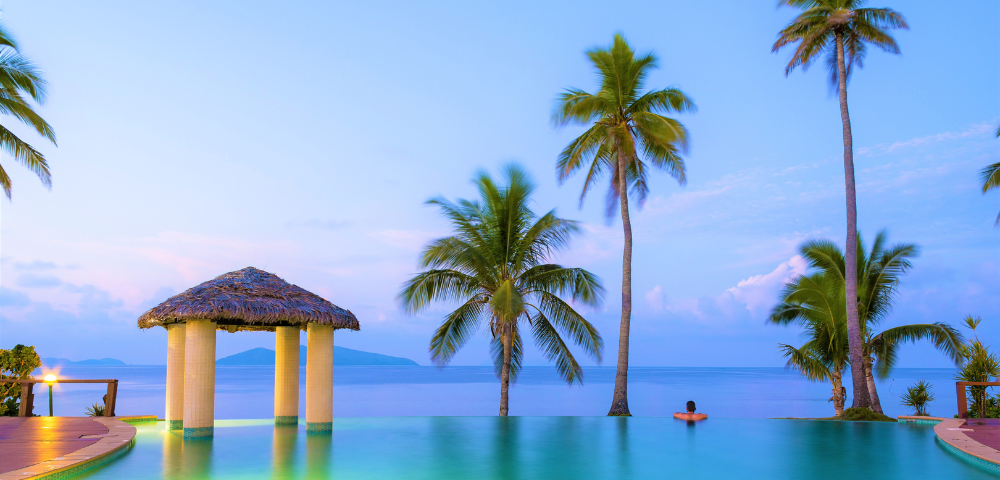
[74,418,992,479]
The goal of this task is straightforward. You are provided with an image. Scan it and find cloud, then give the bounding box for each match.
[288,219,351,230]
[0,287,31,308]
[857,122,996,156]
[723,255,807,317]
[645,285,664,311]
[13,260,59,271]
[17,273,63,289]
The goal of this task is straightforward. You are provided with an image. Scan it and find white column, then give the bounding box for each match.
[306,323,333,432]
[274,326,300,425]
[183,319,216,438]
[165,323,186,430]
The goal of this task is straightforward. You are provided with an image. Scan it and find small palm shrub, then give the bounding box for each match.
[900,381,935,416]
[85,402,106,417]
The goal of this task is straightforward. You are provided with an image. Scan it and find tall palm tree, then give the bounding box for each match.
[553,34,695,416]
[772,231,963,414]
[0,25,56,199]
[770,272,850,415]
[981,128,1000,225]
[773,0,907,410]
[398,164,604,416]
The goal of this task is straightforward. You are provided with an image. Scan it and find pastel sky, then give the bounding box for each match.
[0,1,997,368]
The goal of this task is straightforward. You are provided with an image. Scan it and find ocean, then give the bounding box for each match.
[27,365,960,419]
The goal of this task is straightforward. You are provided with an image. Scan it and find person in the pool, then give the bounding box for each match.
[673,401,707,421]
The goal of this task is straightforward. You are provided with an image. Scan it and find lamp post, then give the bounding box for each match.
[44,374,56,416]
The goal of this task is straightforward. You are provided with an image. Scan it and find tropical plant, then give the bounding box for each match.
[981,127,1000,225]
[771,231,963,415]
[398,164,604,416]
[773,0,908,410]
[956,316,1000,418]
[553,33,694,416]
[770,273,850,415]
[0,344,41,416]
[900,381,934,416]
[0,25,56,199]
[85,401,106,417]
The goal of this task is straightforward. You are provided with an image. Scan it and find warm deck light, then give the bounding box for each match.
[43,374,57,416]
[44,374,57,383]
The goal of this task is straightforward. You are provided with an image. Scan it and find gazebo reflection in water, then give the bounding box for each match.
[138,267,359,439]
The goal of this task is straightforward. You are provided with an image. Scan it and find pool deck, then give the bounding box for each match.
[902,415,1000,473]
[0,417,136,480]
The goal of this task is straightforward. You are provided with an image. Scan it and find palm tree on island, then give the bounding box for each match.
[399,165,604,416]
[771,231,963,415]
[772,0,908,410]
[553,34,695,416]
[981,127,1000,225]
[0,25,56,199]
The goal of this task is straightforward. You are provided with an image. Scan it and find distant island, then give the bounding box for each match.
[216,346,418,366]
[41,357,127,367]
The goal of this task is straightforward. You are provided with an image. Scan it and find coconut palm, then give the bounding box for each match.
[398,164,604,416]
[773,0,908,410]
[772,231,963,414]
[553,33,695,416]
[982,128,1000,225]
[0,25,56,199]
[770,272,850,415]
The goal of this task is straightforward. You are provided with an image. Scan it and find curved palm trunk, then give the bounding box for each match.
[499,325,512,417]
[830,370,845,416]
[863,355,883,413]
[835,31,872,410]
[608,148,632,416]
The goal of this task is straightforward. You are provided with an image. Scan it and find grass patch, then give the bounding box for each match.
[773,408,897,422]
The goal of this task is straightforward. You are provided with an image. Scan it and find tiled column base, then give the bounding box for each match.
[183,426,214,439]
[307,422,332,433]
[275,416,298,426]
[167,419,183,430]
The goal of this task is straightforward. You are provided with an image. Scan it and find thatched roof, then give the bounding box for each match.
[137,267,360,331]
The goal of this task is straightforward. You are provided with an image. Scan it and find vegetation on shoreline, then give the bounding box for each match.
[553,34,694,417]
[956,317,1000,418]
[0,344,41,416]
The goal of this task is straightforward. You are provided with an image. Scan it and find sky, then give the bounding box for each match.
[0,0,997,369]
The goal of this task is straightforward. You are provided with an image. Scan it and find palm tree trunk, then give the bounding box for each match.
[499,325,512,417]
[863,355,883,414]
[835,31,872,410]
[831,370,845,416]
[608,148,632,416]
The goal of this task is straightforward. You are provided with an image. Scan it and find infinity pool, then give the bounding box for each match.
[76,418,991,479]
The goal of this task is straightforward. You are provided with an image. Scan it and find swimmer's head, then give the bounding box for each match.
[686,401,696,413]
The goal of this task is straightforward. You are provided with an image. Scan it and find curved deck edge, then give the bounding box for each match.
[0,418,137,480]
[932,418,1000,476]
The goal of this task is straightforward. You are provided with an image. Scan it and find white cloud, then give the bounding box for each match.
[723,255,807,317]
[645,285,664,311]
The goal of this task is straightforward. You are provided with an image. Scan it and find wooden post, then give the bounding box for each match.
[18,381,33,417]
[105,380,118,417]
[957,382,968,419]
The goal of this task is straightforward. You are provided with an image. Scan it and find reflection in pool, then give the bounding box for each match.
[76,418,992,480]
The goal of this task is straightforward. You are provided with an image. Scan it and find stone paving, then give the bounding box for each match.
[0,417,135,480]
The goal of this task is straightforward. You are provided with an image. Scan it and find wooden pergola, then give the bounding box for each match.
[956,381,1000,419]
[7,379,119,417]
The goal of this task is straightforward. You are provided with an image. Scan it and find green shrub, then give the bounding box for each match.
[901,381,935,416]
[0,345,42,416]
[85,402,106,417]
[837,407,897,422]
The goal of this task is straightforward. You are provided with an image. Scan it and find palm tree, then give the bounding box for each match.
[773,0,908,410]
[770,272,850,415]
[900,381,934,416]
[398,164,604,416]
[981,128,1000,225]
[0,25,56,199]
[553,33,695,416]
[771,231,963,414]
[956,316,1000,418]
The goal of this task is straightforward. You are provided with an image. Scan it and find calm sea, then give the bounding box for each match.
[28,366,959,419]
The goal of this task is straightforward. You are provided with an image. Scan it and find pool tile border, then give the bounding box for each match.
[932,417,1000,475]
[0,418,136,480]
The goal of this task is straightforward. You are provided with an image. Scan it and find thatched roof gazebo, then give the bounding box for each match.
[137,267,360,332]
[138,267,359,438]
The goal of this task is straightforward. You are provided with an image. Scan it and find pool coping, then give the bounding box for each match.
[907,416,1000,475]
[0,418,137,480]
